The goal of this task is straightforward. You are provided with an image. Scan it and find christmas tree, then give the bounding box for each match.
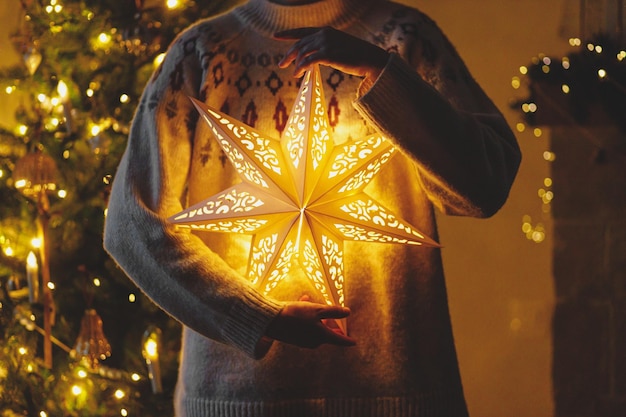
[0,0,238,415]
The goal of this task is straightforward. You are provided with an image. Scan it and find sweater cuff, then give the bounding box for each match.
[222,287,284,359]
[353,53,424,144]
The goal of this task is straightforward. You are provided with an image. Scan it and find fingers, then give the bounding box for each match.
[265,299,357,348]
[275,26,387,80]
[319,322,356,346]
[277,36,319,71]
[276,27,326,73]
[293,300,351,321]
[292,53,331,78]
[304,310,356,347]
[315,304,351,320]
[274,27,322,69]
[316,306,356,346]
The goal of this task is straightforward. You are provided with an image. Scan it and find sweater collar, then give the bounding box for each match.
[233,0,377,36]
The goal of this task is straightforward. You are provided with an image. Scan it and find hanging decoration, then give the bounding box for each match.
[23,47,43,76]
[170,65,438,333]
[12,150,60,197]
[10,22,42,75]
[72,309,112,370]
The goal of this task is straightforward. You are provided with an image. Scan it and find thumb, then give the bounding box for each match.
[316,305,351,320]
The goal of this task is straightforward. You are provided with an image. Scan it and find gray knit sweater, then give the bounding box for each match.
[103,0,521,416]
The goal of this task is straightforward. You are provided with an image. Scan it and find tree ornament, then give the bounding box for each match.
[72,309,112,370]
[12,150,59,198]
[170,65,438,333]
[10,23,42,76]
[23,47,42,76]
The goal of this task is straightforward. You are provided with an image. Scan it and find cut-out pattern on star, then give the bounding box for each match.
[169,65,439,333]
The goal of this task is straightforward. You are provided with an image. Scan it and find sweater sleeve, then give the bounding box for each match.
[354,14,521,218]
[103,30,283,359]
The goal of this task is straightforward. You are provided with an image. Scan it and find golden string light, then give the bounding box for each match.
[512,32,625,243]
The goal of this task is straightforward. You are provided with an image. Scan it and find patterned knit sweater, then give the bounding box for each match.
[103,0,521,416]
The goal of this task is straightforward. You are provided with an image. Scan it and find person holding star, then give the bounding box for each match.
[104,0,521,416]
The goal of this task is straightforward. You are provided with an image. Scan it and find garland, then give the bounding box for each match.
[514,34,626,135]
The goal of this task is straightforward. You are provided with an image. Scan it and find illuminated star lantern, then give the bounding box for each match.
[170,65,438,333]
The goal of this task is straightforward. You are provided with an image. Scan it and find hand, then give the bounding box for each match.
[265,297,356,349]
[275,27,389,80]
